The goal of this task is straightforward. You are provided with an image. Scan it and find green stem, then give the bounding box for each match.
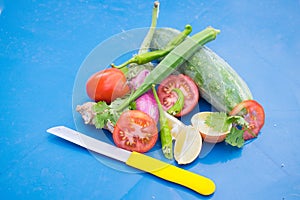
[152,84,173,159]
[164,24,192,51]
[111,1,160,70]
[167,88,185,115]
[138,1,160,54]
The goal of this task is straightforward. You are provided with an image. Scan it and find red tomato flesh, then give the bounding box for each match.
[157,74,199,116]
[230,100,265,140]
[113,110,158,153]
[86,68,130,103]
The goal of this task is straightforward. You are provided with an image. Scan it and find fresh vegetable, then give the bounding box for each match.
[76,102,97,124]
[125,1,159,78]
[164,111,185,139]
[129,69,159,122]
[225,128,245,148]
[158,74,199,116]
[191,112,231,143]
[79,1,159,130]
[152,85,173,159]
[150,28,252,113]
[112,110,158,153]
[74,1,266,167]
[138,1,160,55]
[135,91,159,122]
[166,88,184,116]
[116,26,220,112]
[229,100,265,140]
[205,112,233,132]
[174,125,202,165]
[86,68,130,103]
[123,2,161,122]
[163,110,203,164]
[112,24,192,69]
[129,69,151,90]
[195,111,250,147]
[92,97,131,129]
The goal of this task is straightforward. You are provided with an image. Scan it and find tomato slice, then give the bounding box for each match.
[157,74,199,117]
[229,100,265,140]
[113,110,158,153]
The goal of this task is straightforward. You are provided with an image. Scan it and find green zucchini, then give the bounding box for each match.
[151,28,253,113]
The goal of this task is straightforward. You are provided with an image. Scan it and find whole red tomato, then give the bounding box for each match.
[86,68,130,103]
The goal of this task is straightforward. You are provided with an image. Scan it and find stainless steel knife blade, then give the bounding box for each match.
[47,126,131,162]
[46,125,216,195]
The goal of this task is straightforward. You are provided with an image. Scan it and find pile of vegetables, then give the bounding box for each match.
[76,1,265,164]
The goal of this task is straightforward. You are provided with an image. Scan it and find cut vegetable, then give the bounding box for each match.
[229,100,265,140]
[113,110,158,153]
[166,88,185,116]
[174,125,202,165]
[191,112,231,143]
[158,74,199,116]
[135,91,159,122]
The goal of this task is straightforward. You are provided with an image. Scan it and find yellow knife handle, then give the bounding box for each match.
[126,152,215,196]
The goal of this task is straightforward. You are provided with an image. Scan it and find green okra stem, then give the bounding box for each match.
[163,24,192,51]
[152,84,173,159]
[138,1,160,54]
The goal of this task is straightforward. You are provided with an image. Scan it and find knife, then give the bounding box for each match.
[46,126,215,196]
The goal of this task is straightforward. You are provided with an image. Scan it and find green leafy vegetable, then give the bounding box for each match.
[205,112,231,132]
[92,97,130,129]
[204,112,250,148]
[93,112,111,129]
[225,127,245,148]
[93,101,109,113]
[93,102,113,129]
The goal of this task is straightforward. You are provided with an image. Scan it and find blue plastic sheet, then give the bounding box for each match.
[1,1,300,199]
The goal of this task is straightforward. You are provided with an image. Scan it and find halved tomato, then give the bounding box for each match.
[113,110,158,153]
[157,74,199,117]
[229,100,265,140]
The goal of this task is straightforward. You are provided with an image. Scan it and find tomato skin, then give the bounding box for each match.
[86,68,130,103]
[157,74,199,117]
[113,110,158,153]
[230,100,265,140]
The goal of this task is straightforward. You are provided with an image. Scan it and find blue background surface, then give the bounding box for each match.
[1,0,300,199]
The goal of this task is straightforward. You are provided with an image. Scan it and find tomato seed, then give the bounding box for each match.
[119,131,124,136]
